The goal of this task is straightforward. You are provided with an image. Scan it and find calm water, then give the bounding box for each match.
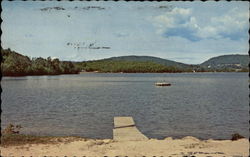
[1,73,249,140]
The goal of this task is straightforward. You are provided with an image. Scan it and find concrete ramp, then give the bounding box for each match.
[113,117,148,141]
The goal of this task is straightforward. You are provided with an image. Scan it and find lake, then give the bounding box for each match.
[1,73,249,140]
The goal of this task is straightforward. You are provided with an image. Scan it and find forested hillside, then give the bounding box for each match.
[77,60,185,73]
[201,54,249,72]
[1,48,248,76]
[1,48,79,76]
[101,56,192,70]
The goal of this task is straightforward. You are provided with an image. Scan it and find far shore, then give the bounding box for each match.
[2,71,248,77]
[1,134,248,156]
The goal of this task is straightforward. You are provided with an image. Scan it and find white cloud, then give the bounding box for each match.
[153,7,192,32]
[196,26,220,39]
[153,6,249,41]
[196,8,249,40]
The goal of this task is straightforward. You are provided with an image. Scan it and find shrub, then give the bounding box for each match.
[2,124,22,135]
[231,133,245,141]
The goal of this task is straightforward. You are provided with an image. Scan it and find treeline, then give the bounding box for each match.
[76,60,184,73]
[1,48,248,76]
[200,67,249,72]
[75,60,249,73]
[1,48,79,76]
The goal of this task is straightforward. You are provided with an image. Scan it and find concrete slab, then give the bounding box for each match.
[113,117,148,141]
[114,117,135,128]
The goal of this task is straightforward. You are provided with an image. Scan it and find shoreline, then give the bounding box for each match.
[1,134,249,156]
[2,71,248,77]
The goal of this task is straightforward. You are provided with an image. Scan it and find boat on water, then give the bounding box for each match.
[155,82,171,86]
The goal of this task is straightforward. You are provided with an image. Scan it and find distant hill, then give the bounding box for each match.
[1,48,248,76]
[99,56,193,70]
[201,54,249,71]
[81,55,248,72]
[80,60,184,73]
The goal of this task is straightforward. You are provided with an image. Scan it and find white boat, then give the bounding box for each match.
[155,82,171,86]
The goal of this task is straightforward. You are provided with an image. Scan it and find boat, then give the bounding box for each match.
[155,82,171,86]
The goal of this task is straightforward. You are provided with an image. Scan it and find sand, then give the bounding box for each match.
[1,136,249,157]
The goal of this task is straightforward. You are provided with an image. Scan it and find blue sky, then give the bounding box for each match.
[1,1,249,64]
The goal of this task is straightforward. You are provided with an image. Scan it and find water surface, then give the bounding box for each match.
[1,73,249,139]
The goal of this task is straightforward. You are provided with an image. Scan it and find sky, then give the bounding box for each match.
[1,1,249,64]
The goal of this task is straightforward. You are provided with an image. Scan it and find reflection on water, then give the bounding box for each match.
[1,73,249,139]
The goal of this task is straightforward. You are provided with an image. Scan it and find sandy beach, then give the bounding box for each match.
[1,136,248,157]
